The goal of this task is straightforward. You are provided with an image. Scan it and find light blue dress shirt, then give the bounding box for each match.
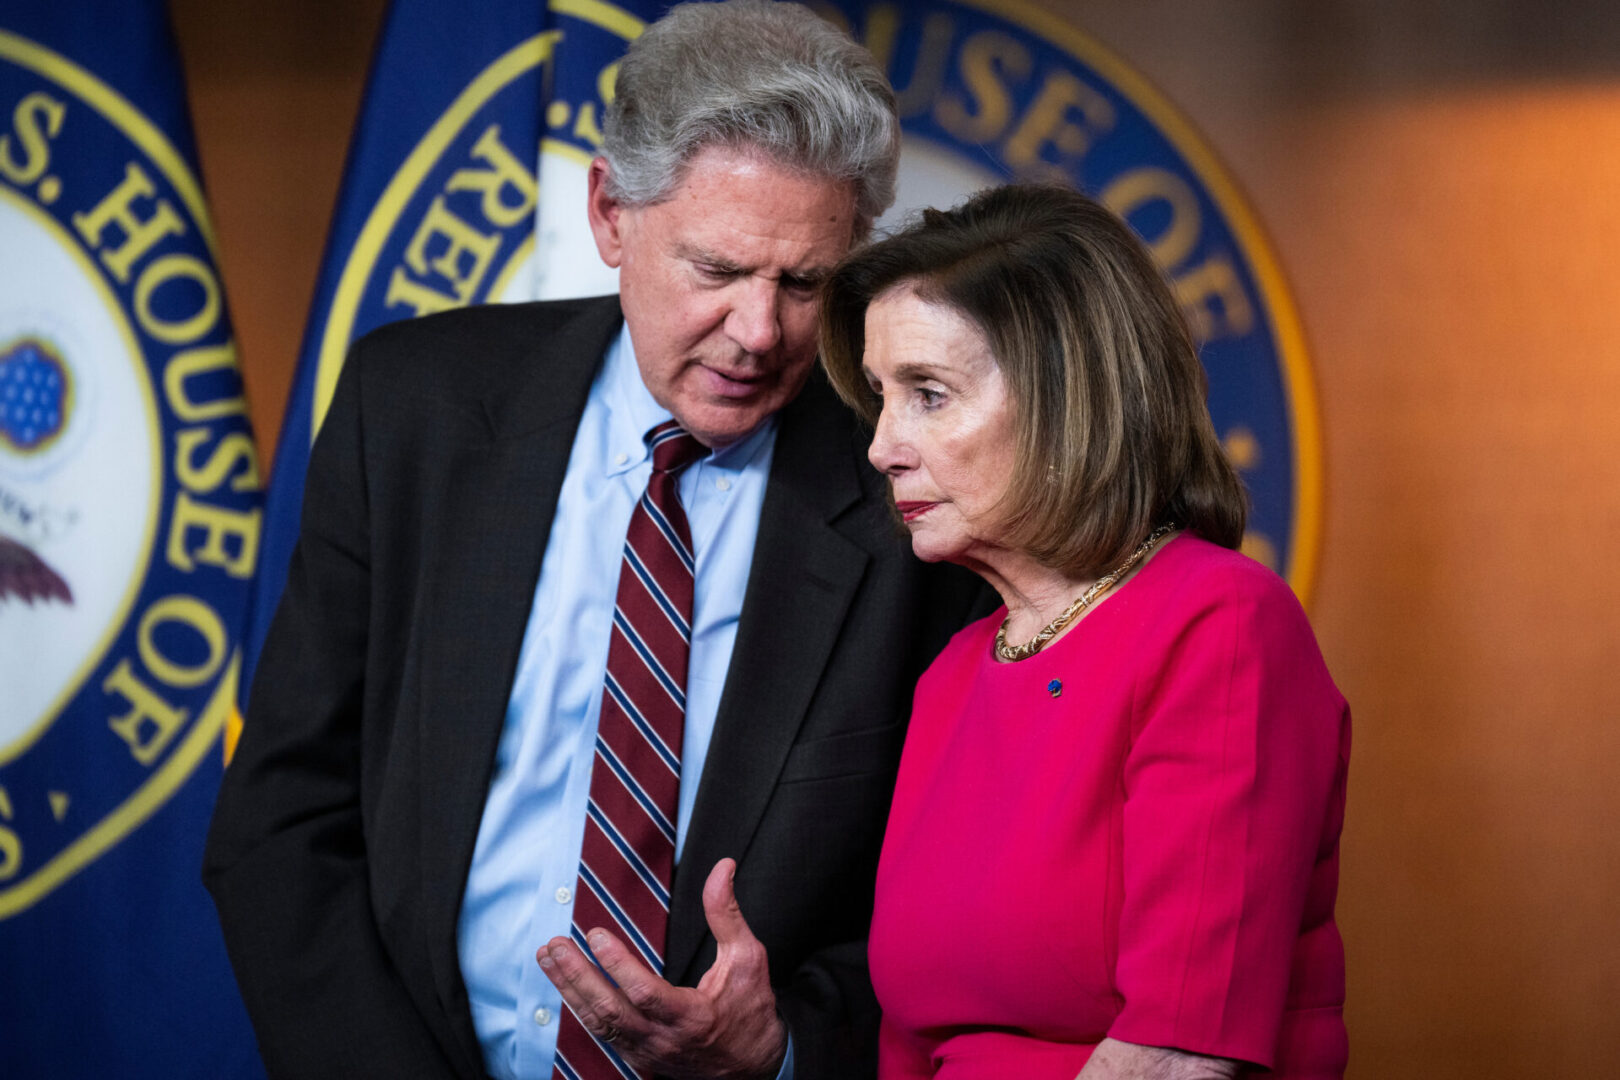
[457,325,792,1080]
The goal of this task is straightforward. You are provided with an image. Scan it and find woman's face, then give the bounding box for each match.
[862,286,1018,566]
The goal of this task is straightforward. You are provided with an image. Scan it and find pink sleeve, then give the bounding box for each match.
[1108,569,1346,1068]
[879,1015,936,1079]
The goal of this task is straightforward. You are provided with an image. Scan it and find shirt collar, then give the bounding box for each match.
[604,323,778,477]
[604,322,668,476]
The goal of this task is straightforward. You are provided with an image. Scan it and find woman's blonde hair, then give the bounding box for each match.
[820,183,1246,575]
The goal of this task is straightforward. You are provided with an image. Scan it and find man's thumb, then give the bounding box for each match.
[701,857,756,946]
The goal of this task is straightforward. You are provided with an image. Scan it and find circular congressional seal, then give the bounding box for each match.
[0,31,260,916]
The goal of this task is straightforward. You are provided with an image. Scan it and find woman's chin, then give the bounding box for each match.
[908,535,965,565]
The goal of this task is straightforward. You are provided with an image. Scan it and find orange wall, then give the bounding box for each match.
[172,2,1620,1076]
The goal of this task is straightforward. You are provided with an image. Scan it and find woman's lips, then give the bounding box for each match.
[894,501,938,523]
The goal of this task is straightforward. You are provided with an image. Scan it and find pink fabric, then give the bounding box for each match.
[870,535,1350,1079]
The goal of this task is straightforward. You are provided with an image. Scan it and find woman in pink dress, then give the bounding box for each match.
[819,185,1349,1079]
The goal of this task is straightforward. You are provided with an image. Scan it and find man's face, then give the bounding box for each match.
[587,145,859,447]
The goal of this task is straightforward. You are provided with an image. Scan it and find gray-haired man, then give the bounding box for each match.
[204,3,989,1079]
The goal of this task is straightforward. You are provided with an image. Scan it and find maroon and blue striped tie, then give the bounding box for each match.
[553,421,706,1080]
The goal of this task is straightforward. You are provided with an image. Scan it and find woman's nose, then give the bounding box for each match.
[867,405,909,474]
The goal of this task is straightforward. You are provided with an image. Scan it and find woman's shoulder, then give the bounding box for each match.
[1115,533,1323,663]
[1143,534,1342,696]
[1145,532,1304,614]
[1121,534,1347,725]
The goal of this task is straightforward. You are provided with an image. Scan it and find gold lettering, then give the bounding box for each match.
[0,825,18,882]
[175,428,260,494]
[384,267,460,316]
[1173,252,1255,340]
[0,91,66,185]
[401,196,498,305]
[935,31,1029,144]
[562,61,620,150]
[1003,70,1116,182]
[104,659,188,766]
[71,162,185,283]
[864,7,956,119]
[598,61,621,107]
[136,596,227,689]
[573,102,604,148]
[166,491,261,578]
[0,785,17,882]
[164,344,246,421]
[1100,167,1201,270]
[446,125,537,229]
[134,253,221,344]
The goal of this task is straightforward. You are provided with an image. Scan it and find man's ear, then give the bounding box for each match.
[586,157,627,269]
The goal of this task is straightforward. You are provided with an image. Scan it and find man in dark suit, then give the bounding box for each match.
[203,3,987,1079]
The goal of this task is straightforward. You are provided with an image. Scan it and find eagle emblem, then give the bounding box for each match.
[0,532,72,606]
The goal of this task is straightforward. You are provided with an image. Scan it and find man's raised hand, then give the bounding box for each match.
[538,858,788,1079]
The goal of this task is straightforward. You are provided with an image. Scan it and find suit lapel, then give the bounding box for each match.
[665,377,871,985]
[414,298,623,1069]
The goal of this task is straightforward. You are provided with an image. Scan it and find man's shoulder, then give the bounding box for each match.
[347,296,623,399]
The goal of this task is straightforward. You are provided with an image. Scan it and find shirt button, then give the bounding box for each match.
[533,1007,552,1026]
[715,476,732,492]
[614,452,629,466]
[555,886,572,904]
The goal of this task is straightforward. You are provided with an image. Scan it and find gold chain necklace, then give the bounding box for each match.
[994,523,1176,662]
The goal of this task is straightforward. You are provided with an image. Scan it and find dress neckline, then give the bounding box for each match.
[981,531,1190,670]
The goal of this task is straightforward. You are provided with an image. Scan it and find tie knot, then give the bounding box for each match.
[646,421,706,475]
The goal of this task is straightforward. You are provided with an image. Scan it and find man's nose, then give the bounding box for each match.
[726,279,783,355]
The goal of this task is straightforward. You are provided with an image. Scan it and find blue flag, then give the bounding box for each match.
[0,2,265,1077]
[247,0,667,699]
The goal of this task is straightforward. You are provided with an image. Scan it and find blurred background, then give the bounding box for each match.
[167,0,1620,1075]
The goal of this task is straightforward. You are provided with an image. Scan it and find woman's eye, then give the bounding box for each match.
[918,387,944,407]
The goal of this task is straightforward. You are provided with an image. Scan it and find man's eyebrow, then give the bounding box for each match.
[677,243,744,272]
[784,266,834,286]
[675,242,835,284]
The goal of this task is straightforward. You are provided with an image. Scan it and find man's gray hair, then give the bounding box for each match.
[602,0,900,234]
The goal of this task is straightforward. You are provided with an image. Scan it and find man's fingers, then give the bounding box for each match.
[701,858,761,952]
[586,929,683,1025]
[537,936,643,1041]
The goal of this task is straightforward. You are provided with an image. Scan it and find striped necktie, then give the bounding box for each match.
[553,420,706,1080]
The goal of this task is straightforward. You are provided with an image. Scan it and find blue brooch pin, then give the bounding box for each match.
[1047,679,1063,699]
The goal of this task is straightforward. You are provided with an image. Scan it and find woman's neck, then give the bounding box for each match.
[961,548,1097,645]
[964,531,1177,655]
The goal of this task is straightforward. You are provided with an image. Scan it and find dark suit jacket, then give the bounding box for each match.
[203,297,992,1079]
